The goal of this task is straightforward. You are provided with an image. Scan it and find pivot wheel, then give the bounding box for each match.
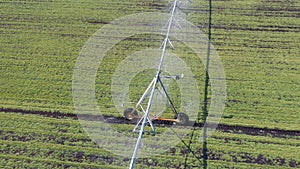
[176,112,189,125]
[123,108,138,120]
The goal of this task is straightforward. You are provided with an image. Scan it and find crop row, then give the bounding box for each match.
[1,111,299,168]
[1,1,299,168]
[1,137,299,168]
[1,0,299,131]
[0,154,119,169]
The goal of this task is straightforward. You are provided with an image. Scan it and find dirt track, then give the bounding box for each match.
[1,108,299,138]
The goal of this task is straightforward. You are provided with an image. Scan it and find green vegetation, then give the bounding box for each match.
[0,112,299,168]
[0,0,299,168]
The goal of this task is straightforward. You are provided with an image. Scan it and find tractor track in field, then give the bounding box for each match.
[1,108,299,138]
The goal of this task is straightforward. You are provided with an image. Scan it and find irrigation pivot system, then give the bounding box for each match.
[126,0,189,168]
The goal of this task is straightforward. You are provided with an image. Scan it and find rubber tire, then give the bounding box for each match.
[176,112,189,125]
[123,108,138,120]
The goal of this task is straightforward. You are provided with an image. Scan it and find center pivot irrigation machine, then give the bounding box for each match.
[125,0,191,168]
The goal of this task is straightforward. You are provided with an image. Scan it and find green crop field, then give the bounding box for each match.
[0,0,299,168]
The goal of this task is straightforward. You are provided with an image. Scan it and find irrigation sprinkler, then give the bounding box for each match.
[126,0,189,168]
